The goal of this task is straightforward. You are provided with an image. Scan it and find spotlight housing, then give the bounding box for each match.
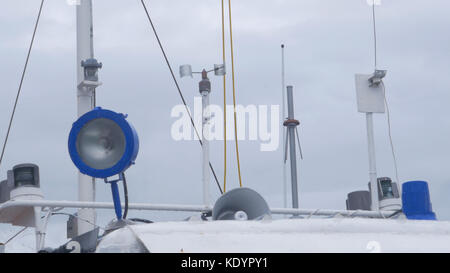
[68,107,139,178]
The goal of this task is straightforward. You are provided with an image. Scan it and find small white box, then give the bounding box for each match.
[355,74,385,113]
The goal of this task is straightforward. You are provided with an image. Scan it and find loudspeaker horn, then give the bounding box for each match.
[212,187,271,221]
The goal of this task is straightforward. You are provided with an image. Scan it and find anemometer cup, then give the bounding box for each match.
[68,107,139,179]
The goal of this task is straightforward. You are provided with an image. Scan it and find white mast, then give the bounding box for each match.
[355,70,387,211]
[76,0,96,235]
[200,70,211,207]
[179,64,224,208]
[366,112,379,211]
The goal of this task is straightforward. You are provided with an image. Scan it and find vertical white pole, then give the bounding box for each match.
[366,112,379,211]
[202,91,210,207]
[34,206,42,252]
[76,0,96,235]
[281,44,287,209]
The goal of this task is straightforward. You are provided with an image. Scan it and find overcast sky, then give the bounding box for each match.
[1,0,450,251]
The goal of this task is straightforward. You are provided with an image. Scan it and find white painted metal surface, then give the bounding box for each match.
[380,197,402,211]
[76,0,96,235]
[366,113,379,211]
[355,73,386,211]
[0,199,394,218]
[0,200,209,213]
[9,187,43,201]
[201,90,211,207]
[355,74,385,113]
[125,218,450,253]
[0,188,43,228]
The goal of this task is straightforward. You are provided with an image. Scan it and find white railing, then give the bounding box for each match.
[0,199,395,218]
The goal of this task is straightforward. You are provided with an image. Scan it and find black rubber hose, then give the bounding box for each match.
[122,172,129,219]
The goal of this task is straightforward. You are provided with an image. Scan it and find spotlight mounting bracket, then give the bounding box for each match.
[103,173,125,220]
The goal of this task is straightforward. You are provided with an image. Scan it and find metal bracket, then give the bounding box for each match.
[77,80,102,90]
[104,174,125,220]
[368,69,387,87]
[203,113,215,124]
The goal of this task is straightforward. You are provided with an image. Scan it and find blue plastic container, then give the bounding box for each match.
[402,181,436,220]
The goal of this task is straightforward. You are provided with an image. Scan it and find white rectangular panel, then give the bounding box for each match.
[355,74,385,113]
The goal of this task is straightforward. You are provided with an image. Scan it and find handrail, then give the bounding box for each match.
[0,199,395,218]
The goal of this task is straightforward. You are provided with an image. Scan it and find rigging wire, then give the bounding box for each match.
[227,0,243,188]
[381,82,400,184]
[295,127,304,160]
[221,0,228,193]
[372,0,378,69]
[371,2,400,183]
[5,212,104,249]
[0,0,44,168]
[51,212,105,231]
[3,227,28,245]
[140,0,223,194]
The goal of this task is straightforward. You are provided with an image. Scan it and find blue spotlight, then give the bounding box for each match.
[68,107,139,179]
[68,107,139,220]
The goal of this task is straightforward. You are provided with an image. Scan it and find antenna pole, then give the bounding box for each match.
[281,44,288,209]
[366,112,379,211]
[284,86,299,209]
[368,1,380,211]
[76,0,96,235]
[200,70,211,207]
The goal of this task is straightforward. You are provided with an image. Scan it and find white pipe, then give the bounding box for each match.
[76,0,96,235]
[0,200,393,218]
[33,206,43,252]
[366,113,379,211]
[270,207,392,218]
[0,200,210,212]
[39,210,52,251]
[202,91,210,207]
[33,208,52,252]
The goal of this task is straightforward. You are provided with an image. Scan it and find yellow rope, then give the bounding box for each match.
[227,0,243,188]
[221,0,227,193]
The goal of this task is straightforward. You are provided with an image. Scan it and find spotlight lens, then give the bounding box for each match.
[76,118,126,170]
[68,107,139,178]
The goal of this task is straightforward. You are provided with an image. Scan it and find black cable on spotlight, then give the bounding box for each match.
[122,172,129,219]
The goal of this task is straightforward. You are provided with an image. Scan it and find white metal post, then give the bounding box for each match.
[202,92,210,207]
[76,0,96,235]
[33,207,52,252]
[366,112,379,211]
[199,70,211,207]
[33,206,43,252]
